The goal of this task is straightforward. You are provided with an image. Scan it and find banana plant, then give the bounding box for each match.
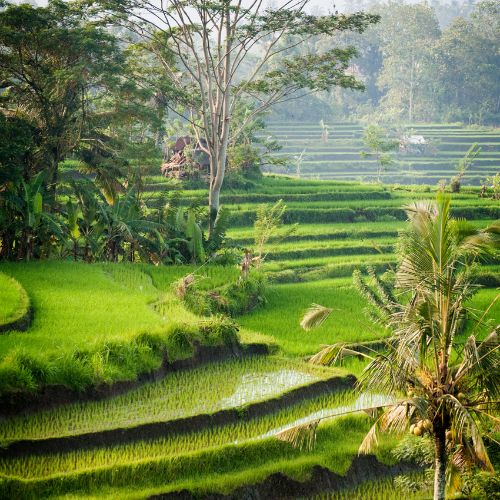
[99,188,160,262]
[8,172,62,260]
[65,199,82,261]
[175,206,206,263]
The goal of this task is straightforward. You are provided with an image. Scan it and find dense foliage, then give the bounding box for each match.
[271,0,500,125]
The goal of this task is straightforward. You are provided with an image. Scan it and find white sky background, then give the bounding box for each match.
[11,0,465,13]
[16,0,345,9]
[11,0,478,14]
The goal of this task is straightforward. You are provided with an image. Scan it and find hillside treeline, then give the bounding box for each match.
[271,0,500,125]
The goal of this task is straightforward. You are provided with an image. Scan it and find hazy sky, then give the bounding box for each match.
[12,0,364,11]
[10,0,474,13]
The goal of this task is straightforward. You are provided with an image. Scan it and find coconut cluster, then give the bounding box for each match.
[409,419,432,436]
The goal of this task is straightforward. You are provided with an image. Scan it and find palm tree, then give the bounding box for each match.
[278,196,499,500]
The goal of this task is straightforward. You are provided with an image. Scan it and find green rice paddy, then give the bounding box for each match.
[0,356,340,442]
[239,278,389,356]
[0,126,498,497]
[0,413,401,500]
[261,121,499,184]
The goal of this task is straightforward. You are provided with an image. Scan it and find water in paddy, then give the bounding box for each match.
[219,369,318,408]
[260,393,393,439]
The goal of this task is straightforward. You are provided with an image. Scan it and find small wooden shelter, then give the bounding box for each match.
[161,136,210,180]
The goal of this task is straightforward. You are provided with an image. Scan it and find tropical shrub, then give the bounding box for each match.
[177,271,267,317]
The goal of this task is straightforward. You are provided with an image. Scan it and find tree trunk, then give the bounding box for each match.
[45,150,60,212]
[433,425,447,500]
[208,136,229,237]
[84,241,90,262]
[409,54,415,123]
[208,165,221,236]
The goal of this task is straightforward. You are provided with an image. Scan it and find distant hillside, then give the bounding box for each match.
[261,122,500,185]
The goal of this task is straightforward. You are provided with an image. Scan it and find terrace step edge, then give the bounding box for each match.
[0,374,356,458]
[0,342,269,418]
[0,274,32,334]
[150,455,421,500]
[0,305,32,334]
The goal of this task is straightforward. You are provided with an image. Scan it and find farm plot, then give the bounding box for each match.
[261,121,500,184]
[1,408,402,499]
[0,356,341,442]
[239,278,389,357]
[1,174,498,498]
[219,176,499,355]
[0,262,250,397]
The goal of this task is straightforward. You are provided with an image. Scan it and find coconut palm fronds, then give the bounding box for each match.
[300,304,332,331]
[381,403,415,434]
[308,343,374,366]
[442,394,494,472]
[455,331,500,399]
[276,420,319,451]
[359,419,379,455]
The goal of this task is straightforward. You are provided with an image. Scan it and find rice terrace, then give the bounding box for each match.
[0,0,499,499]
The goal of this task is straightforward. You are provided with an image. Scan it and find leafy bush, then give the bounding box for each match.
[179,272,267,317]
[198,315,239,345]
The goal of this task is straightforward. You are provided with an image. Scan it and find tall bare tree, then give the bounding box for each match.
[95,0,379,233]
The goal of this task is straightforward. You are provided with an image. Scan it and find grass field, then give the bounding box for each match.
[0,413,400,499]
[0,356,341,442]
[0,262,248,395]
[239,278,388,356]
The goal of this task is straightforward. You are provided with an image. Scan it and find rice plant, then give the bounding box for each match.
[0,356,337,442]
[313,474,431,499]
[0,273,29,326]
[0,397,371,480]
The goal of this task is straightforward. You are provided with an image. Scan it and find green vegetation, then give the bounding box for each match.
[239,278,388,357]
[282,197,500,500]
[0,176,497,498]
[315,475,431,499]
[0,414,397,499]
[0,262,241,395]
[0,356,338,442]
[0,0,498,497]
[179,270,267,317]
[0,273,29,327]
[262,122,499,185]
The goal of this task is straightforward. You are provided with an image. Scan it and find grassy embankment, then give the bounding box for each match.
[0,273,30,328]
[0,262,245,395]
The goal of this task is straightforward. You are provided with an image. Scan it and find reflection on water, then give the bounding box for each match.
[219,370,319,408]
[260,393,394,439]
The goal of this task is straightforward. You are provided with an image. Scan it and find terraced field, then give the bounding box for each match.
[261,122,500,184]
[0,173,498,498]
